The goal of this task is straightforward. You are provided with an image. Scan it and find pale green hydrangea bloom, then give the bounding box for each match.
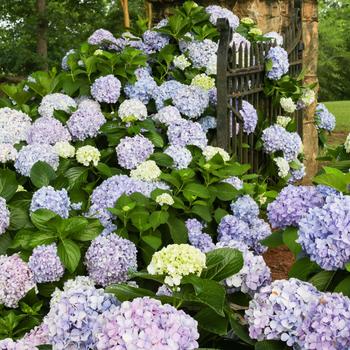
[76,145,100,166]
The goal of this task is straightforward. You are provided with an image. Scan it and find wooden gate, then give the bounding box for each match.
[216,9,304,172]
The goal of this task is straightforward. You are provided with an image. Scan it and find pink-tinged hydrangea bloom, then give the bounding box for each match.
[22,323,49,347]
[85,233,137,287]
[93,297,199,349]
[0,254,35,308]
[0,338,39,349]
[91,75,121,104]
[0,197,10,235]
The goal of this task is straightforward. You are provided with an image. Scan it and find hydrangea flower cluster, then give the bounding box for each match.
[298,194,350,270]
[93,297,199,349]
[0,143,18,163]
[130,160,161,181]
[205,5,240,30]
[164,145,192,169]
[186,218,215,253]
[230,195,259,223]
[21,323,49,347]
[265,47,289,80]
[191,73,215,91]
[53,141,75,158]
[173,54,191,70]
[155,193,174,206]
[30,186,71,218]
[239,101,258,134]
[14,144,59,176]
[264,31,284,46]
[288,161,306,183]
[280,97,297,114]
[0,197,10,235]
[38,93,76,118]
[142,30,170,54]
[153,106,182,125]
[44,285,118,349]
[267,185,325,229]
[61,49,75,70]
[198,115,217,132]
[203,146,230,162]
[152,80,183,109]
[315,103,336,132]
[0,107,32,144]
[76,145,100,166]
[116,134,154,169]
[91,75,121,104]
[0,338,39,349]
[276,115,291,128]
[28,243,64,283]
[186,39,218,69]
[147,244,206,287]
[0,254,35,308]
[88,28,118,46]
[85,233,137,286]
[26,117,71,145]
[274,156,290,178]
[118,98,148,122]
[222,176,243,190]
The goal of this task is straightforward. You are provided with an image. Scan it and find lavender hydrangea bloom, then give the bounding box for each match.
[15,144,59,176]
[22,323,49,347]
[316,184,339,197]
[153,106,182,126]
[0,338,39,349]
[164,145,192,169]
[217,215,250,242]
[30,186,71,218]
[288,163,306,183]
[205,5,239,30]
[61,49,75,70]
[142,30,170,54]
[67,104,106,141]
[26,117,71,145]
[91,75,121,104]
[267,185,325,229]
[222,176,243,190]
[152,80,183,110]
[44,285,118,350]
[315,103,336,132]
[247,218,272,254]
[216,240,271,295]
[298,194,350,270]
[167,119,208,149]
[38,93,77,118]
[264,32,284,46]
[88,29,118,46]
[28,243,64,283]
[0,107,32,145]
[172,85,209,119]
[186,218,215,253]
[208,87,217,106]
[93,297,199,350]
[0,197,10,235]
[239,101,258,134]
[187,39,218,69]
[265,46,289,80]
[230,195,259,223]
[116,135,154,169]
[198,115,217,132]
[0,254,35,308]
[85,233,137,287]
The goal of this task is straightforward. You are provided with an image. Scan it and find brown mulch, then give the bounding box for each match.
[263,246,295,280]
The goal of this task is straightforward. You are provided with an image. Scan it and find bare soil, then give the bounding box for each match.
[263,246,295,280]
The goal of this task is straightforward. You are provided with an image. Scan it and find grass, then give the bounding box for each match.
[324,100,350,133]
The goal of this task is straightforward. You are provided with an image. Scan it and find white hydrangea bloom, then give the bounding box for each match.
[0,144,18,163]
[203,146,230,162]
[173,55,191,70]
[206,54,217,75]
[38,93,77,118]
[76,145,100,166]
[264,31,284,46]
[53,141,75,158]
[130,160,161,182]
[156,193,174,206]
[118,98,148,122]
[276,116,291,128]
[280,97,297,114]
[274,157,290,178]
[345,133,350,153]
[300,88,316,106]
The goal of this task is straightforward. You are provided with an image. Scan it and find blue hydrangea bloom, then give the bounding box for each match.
[185,218,215,253]
[164,145,192,169]
[91,75,121,104]
[222,176,243,190]
[152,80,183,110]
[187,39,218,69]
[198,116,217,132]
[142,30,170,54]
[240,101,258,134]
[205,5,239,30]
[217,215,250,242]
[316,184,340,197]
[315,103,336,132]
[0,197,10,236]
[231,195,259,223]
[265,46,289,80]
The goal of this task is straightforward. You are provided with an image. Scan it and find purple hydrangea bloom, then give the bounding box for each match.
[14,144,59,176]
[30,186,71,218]
[265,46,289,80]
[262,124,302,161]
[298,194,350,270]
[91,75,121,104]
[28,243,64,283]
[247,217,272,254]
[172,85,209,119]
[152,80,184,110]
[26,117,71,145]
[217,215,250,242]
[205,5,240,30]
[116,135,154,169]
[142,30,170,54]
[88,29,118,46]
[222,176,243,190]
[153,106,182,126]
[93,297,199,349]
[198,115,217,132]
[0,254,35,308]
[85,233,137,287]
[230,195,259,223]
[67,104,106,141]
[315,103,336,132]
[288,163,306,183]
[0,197,10,235]
[186,218,215,253]
[267,185,325,229]
[240,101,258,134]
[164,145,192,169]
[44,285,118,350]
[167,119,208,149]
[187,39,218,69]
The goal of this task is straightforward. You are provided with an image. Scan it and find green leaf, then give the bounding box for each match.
[167,214,188,243]
[183,183,210,201]
[214,208,228,223]
[261,231,284,248]
[288,257,321,280]
[30,161,57,188]
[0,232,12,254]
[192,204,212,222]
[209,183,238,201]
[106,284,155,301]
[65,167,88,189]
[150,152,173,167]
[149,211,169,230]
[255,340,287,350]
[31,209,59,231]
[282,227,302,256]
[227,310,255,345]
[28,232,56,248]
[74,220,102,241]
[309,271,335,291]
[195,308,228,336]
[129,209,150,231]
[0,169,18,200]
[313,169,349,193]
[96,163,113,178]
[57,239,81,273]
[334,276,350,297]
[145,131,164,148]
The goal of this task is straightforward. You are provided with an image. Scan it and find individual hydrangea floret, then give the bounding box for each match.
[186,218,215,253]
[153,106,182,125]
[38,93,77,118]
[152,80,183,110]
[298,194,350,270]
[118,98,148,122]
[147,244,206,287]
[88,28,118,46]
[230,195,259,223]
[85,233,137,287]
[0,144,18,163]
[130,160,161,182]
[26,117,71,145]
[280,97,297,114]
[265,46,289,80]
[91,75,121,104]
[222,176,243,190]
[28,243,64,283]
[14,144,59,176]
[164,145,192,169]
[53,141,75,158]
[0,254,35,308]
[267,185,325,229]
[172,85,209,119]
[30,186,71,218]
[203,145,230,162]
[187,39,218,69]
[167,119,208,149]
[116,134,154,169]
[264,31,284,46]
[142,30,170,54]
[156,193,174,206]
[191,73,215,91]
[93,297,199,350]
[173,54,191,70]
[198,115,217,132]
[0,197,10,235]
[0,107,32,145]
[205,5,239,30]
[274,156,290,178]
[76,145,100,166]
[239,101,258,134]
[315,103,336,132]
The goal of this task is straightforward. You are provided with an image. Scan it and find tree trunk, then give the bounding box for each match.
[120,0,131,28]
[36,0,48,71]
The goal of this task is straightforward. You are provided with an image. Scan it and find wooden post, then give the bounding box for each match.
[36,0,48,71]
